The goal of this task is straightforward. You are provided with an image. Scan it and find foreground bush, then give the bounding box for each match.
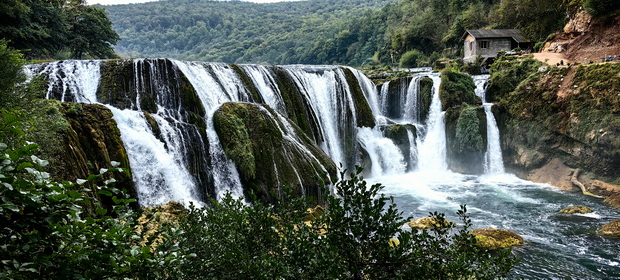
[175,167,518,279]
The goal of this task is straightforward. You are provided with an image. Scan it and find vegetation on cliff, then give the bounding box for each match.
[491,56,620,188]
[439,70,481,111]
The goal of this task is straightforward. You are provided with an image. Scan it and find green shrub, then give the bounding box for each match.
[175,167,518,279]
[399,49,424,68]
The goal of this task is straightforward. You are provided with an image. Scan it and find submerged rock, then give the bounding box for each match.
[560,205,594,214]
[214,102,337,204]
[471,228,524,249]
[599,219,620,237]
[604,194,620,209]
[408,217,454,230]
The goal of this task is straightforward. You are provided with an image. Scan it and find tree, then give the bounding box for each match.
[65,1,120,59]
[0,40,25,95]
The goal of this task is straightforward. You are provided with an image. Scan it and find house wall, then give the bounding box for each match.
[463,37,513,63]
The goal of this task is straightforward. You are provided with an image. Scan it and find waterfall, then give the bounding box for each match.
[473,74,505,175]
[32,60,205,206]
[402,75,422,123]
[484,104,505,174]
[28,58,508,206]
[284,66,357,168]
[357,127,406,177]
[416,74,447,172]
[171,60,247,200]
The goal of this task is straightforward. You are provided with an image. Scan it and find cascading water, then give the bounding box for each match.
[27,60,620,278]
[473,74,505,175]
[416,74,447,172]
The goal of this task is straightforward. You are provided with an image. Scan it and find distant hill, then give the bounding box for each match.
[102,0,396,65]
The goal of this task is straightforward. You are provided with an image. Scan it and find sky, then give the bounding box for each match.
[88,0,304,5]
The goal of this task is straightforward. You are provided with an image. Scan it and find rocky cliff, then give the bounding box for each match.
[493,60,620,196]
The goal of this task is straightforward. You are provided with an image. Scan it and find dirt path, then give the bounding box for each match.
[531,52,571,66]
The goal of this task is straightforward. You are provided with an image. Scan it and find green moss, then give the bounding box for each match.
[419,77,433,122]
[486,56,542,103]
[98,59,135,110]
[471,229,524,250]
[445,105,487,174]
[213,102,336,204]
[143,111,161,140]
[559,205,594,214]
[454,106,486,153]
[341,67,376,128]
[213,104,257,180]
[439,70,480,111]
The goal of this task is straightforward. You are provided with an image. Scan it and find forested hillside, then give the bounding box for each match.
[105,0,575,66]
[105,0,396,65]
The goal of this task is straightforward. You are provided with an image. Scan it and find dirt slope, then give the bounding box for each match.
[541,9,620,64]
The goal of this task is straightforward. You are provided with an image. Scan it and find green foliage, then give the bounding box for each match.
[0,0,119,59]
[0,119,183,279]
[439,70,481,110]
[584,0,620,18]
[455,106,485,153]
[399,49,424,68]
[0,40,25,95]
[486,56,542,102]
[174,167,517,279]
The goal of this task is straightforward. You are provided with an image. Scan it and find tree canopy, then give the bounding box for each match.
[0,0,119,59]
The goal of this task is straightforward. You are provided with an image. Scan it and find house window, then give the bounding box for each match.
[479,40,489,49]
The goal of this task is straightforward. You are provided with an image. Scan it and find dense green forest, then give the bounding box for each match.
[105,0,572,66]
[105,0,396,65]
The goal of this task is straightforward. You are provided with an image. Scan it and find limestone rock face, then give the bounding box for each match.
[599,219,620,237]
[471,228,524,249]
[214,102,337,204]
[559,206,594,214]
[494,62,620,195]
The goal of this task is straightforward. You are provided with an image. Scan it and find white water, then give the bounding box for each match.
[284,66,357,168]
[473,74,505,175]
[416,74,447,172]
[172,60,247,200]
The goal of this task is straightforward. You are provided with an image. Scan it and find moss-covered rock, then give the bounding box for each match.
[603,194,620,209]
[486,57,542,103]
[271,67,323,143]
[213,102,337,204]
[560,205,594,214]
[493,61,620,194]
[439,70,481,111]
[419,76,433,122]
[599,219,620,237]
[445,105,487,174]
[341,67,375,128]
[408,217,454,230]
[471,229,524,249]
[60,103,136,208]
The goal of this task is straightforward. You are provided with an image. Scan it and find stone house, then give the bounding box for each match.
[461,29,531,63]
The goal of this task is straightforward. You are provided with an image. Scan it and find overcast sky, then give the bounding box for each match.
[88,0,304,5]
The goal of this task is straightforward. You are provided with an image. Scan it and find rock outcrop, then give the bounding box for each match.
[493,60,620,196]
[471,228,524,249]
[213,102,337,204]
[559,206,594,214]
